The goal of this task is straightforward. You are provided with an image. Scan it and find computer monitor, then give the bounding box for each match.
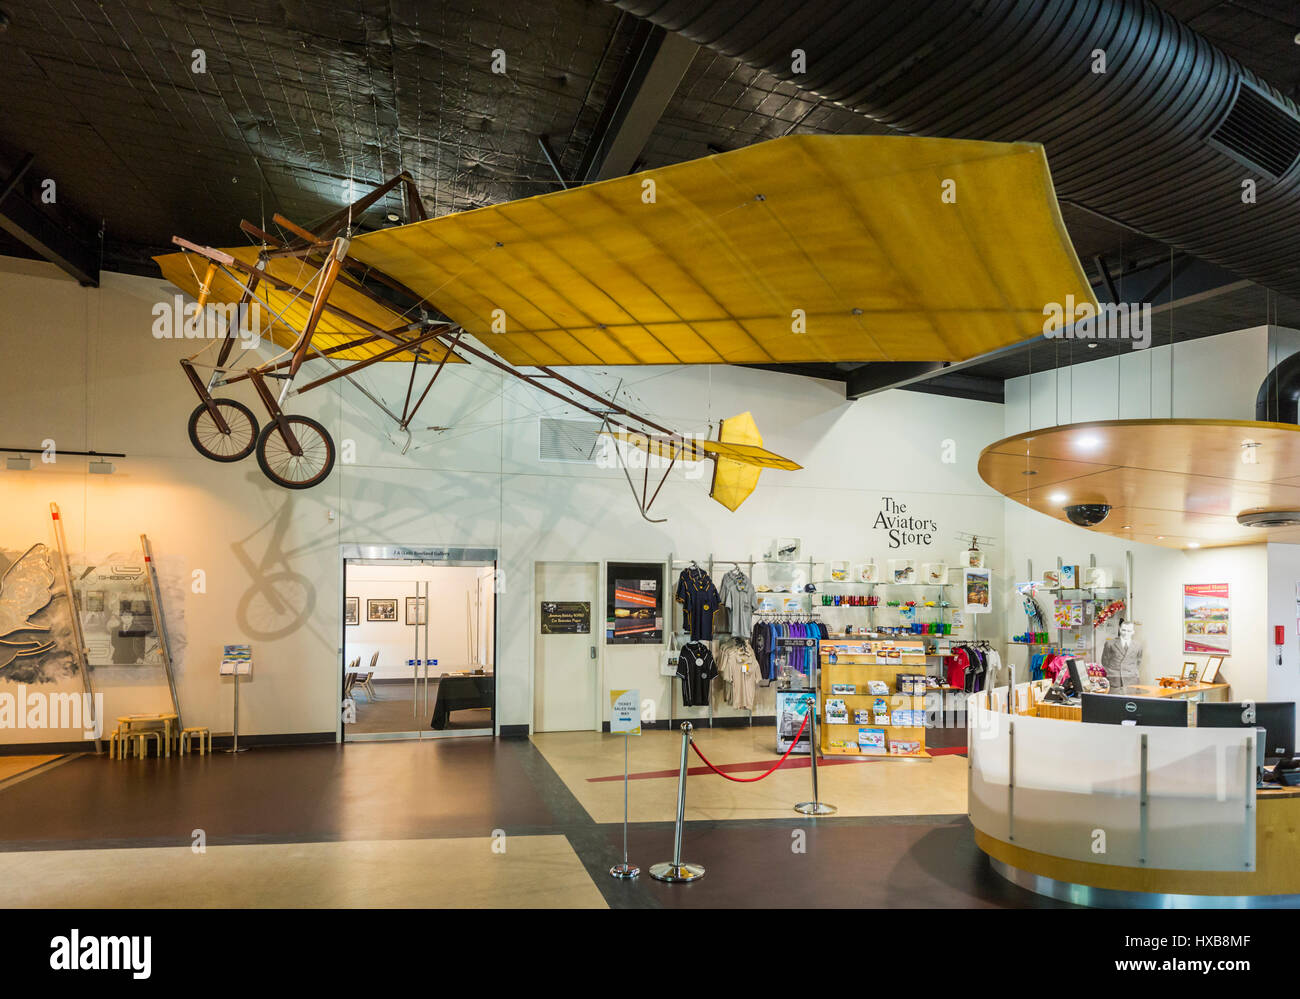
[1081,692,1189,727]
[1196,701,1296,762]
[1064,657,1088,696]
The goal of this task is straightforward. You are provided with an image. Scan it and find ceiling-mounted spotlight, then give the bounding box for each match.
[6,455,31,470]
[385,212,402,224]
[1064,503,1111,527]
[88,459,115,475]
[1238,508,1300,528]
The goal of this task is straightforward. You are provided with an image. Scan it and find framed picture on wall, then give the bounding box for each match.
[405,596,427,625]
[367,598,398,622]
[344,597,359,626]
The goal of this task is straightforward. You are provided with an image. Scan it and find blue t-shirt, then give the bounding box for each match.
[675,566,719,641]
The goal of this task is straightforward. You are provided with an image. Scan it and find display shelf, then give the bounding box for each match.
[818,643,931,759]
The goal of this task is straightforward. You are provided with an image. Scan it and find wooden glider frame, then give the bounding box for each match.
[166,172,796,510]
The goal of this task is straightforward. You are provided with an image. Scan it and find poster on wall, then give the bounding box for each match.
[1184,583,1230,654]
[605,562,663,645]
[540,601,591,634]
[963,568,991,614]
[74,559,159,666]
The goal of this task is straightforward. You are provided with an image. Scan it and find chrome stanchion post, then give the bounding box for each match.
[609,732,639,879]
[650,722,704,882]
[796,671,835,815]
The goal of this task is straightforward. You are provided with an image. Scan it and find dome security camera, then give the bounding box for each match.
[1064,503,1111,527]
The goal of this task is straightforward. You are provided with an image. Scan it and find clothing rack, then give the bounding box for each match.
[664,555,819,728]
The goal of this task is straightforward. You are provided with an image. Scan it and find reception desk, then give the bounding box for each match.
[1130,681,1230,702]
[968,692,1299,907]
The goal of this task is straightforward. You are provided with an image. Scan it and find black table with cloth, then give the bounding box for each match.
[430,675,495,729]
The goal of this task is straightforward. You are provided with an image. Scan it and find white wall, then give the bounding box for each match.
[0,257,1010,741]
[1004,326,1274,433]
[1266,544,1300,706]
[343,563,489,680]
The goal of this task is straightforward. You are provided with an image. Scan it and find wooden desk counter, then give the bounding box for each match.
[1130,681,1230,701]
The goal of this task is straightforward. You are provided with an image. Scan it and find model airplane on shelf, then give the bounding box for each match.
[156,134,1094,517]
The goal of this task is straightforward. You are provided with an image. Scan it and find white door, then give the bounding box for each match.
[534,561,599,732]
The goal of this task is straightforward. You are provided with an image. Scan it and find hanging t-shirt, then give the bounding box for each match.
[676,641,718,706]
[717,638,760,710]
[719,569,757,637]
[751,621,772,679]
[675,566,720,641]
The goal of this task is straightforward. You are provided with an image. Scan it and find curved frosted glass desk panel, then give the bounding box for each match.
[968,699,1255,871]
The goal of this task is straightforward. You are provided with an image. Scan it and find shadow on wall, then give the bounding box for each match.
[232,500,317,641]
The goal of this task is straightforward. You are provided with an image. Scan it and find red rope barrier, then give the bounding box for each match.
[688,711,811,782]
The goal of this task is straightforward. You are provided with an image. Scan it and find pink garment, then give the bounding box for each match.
[1043,654,1070,684]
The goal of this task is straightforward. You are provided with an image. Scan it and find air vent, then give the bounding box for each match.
[538,417,602,463]
[1207,80,1300,180]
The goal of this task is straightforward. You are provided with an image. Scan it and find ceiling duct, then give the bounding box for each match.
[611,0,1300,301]
[1256,351,1300,424]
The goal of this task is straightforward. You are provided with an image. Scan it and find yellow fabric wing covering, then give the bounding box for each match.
[153,247,457,363]
[348,134,1095,366]
[603,411,800,512]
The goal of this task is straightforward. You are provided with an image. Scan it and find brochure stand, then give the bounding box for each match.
[220,645,252,752]
[609,689,641,879]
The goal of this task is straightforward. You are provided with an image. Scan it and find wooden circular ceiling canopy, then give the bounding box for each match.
[978,419,1300,550]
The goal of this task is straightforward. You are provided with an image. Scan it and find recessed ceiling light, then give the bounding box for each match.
[1121,525,1131,530]
[1155,535,1165,540]
[1087,342,1098,349]
[386,212,402,223]
[1187,542,1200,548]
[1049,492,1067,503]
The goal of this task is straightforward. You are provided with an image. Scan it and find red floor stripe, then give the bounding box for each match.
[587,755,914,783]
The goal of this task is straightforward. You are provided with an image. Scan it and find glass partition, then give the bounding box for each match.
[968,696,1255,871]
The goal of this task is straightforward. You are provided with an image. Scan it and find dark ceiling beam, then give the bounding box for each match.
[845,361,945,399]
[575,24,697,182]
[846,255,1249,400]
[900,372,1005,405]
[0,153,99,286]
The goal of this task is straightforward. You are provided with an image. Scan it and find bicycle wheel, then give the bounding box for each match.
[255,415,335,489]
[187,399,259,462]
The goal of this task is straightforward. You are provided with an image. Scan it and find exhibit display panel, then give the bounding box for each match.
[968,695,1255,872]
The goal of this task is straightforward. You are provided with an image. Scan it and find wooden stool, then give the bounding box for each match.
[132,730,162,758]
[181,727,211,755]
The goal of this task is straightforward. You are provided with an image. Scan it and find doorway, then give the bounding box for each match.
[340,545,497,742]
[533,561,600,732]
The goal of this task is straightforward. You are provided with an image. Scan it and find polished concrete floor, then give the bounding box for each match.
[0,736,1068,908]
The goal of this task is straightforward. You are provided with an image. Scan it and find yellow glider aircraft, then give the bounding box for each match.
[156,134,1095,517]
